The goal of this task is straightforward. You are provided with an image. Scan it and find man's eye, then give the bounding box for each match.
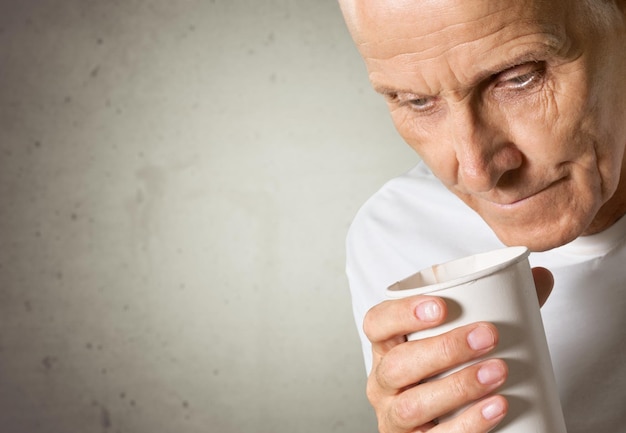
[407,97,434,109]
[505,71,540,89]
[382,90,438,113]
[496,63,546,90]
[392,93,437,112]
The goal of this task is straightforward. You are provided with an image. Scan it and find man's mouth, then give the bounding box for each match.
[483,178,567,207]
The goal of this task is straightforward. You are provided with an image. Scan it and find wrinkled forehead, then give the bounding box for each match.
[346,0,564,42]
[341,0,568,90]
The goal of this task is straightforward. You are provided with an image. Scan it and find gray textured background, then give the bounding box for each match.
[0,1,416,431]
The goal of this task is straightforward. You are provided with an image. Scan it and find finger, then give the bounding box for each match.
[374,322,498,391]
[532,267,554,307]
[429,395,508,433]
[385,359,508,431]
[364,296,447,345]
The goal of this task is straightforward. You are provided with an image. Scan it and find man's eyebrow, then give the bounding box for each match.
[372,84,409,96]
[471,35,564,82]
[372,44,560,97]
[478,51,548,79]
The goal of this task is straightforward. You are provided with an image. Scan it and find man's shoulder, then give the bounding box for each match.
[347,162,501,280]
[350,163,456,228]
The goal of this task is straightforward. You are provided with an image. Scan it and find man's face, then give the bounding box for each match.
[344,0,626,251]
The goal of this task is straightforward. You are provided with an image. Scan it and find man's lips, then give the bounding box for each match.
[476,178,567,207]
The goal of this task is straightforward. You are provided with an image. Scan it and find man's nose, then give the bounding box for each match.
[450,103,522,192]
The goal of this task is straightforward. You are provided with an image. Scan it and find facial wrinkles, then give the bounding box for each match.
[453,67,568,200]
[343,0,626,249]
[363,21,566,102]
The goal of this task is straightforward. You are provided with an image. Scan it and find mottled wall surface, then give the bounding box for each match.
[0,1,415,432]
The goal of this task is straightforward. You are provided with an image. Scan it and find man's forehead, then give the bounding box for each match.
[341,0,568,61]
[340,0,565,41]
[340,0,570,95]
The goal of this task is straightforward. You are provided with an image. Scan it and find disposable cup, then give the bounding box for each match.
[386,246,566,432]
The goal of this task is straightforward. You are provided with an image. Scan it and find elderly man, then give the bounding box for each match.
[340,0,626,432]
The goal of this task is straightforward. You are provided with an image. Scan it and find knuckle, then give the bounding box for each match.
[362,301,389,341]
[365,377,403,433]
[438,332,463,364]
[393,392,422,426]
[448,373,470,401]
[377,413,395,433]
[366,374,382,404]
[362,310,377,341]
[456,414,474,433]
[374,352,401,390]
[380,348,402,373]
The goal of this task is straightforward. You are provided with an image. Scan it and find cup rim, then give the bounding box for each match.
[386,246,530,297]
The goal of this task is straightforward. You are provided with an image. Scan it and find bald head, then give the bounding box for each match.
[339,0,623,45]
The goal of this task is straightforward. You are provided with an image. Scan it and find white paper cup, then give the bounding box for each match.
[386,246,566,432]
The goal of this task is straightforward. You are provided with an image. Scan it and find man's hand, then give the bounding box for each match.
[364,267,555,433]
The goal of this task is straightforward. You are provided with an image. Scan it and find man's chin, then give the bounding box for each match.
[489,224,582,253]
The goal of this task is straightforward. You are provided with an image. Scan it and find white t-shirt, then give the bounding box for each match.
[346,162,626,432]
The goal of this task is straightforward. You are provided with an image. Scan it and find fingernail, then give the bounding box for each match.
[416,300,441,322]
[482,397,506,421]
[477,361,506,385]
[467,325,495,351]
